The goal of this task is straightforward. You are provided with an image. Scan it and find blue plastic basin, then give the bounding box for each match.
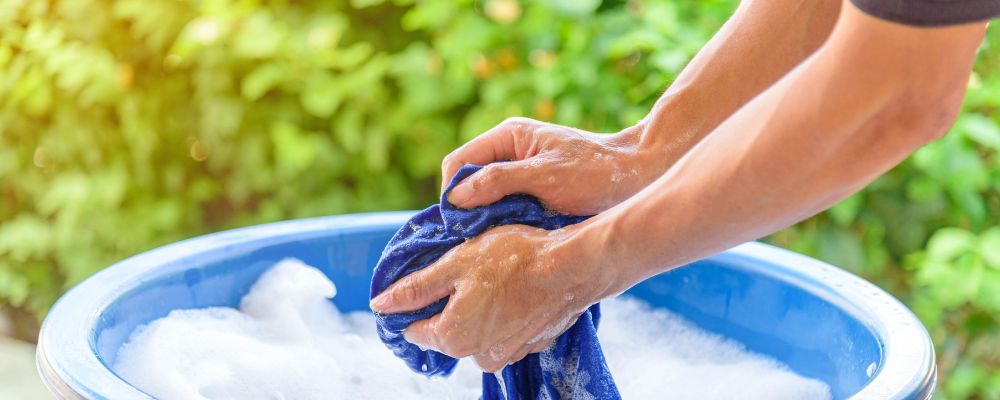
[36,212,935,399]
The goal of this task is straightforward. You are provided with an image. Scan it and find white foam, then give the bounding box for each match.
[114,259,831,400]
[113,259,482,400]
[597,297,832,400]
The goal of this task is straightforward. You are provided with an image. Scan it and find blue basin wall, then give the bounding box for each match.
[37,212,936,400]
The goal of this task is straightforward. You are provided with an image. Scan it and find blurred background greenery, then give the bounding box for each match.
[0,0,998,398]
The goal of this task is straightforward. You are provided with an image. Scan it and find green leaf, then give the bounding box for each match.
[0,215,54,262]
[241,63,287,101]
[350,0,385,8]
[905,176,942,202]
[300,72,343,118]
[270,121,318,176]
[544,0,601,17]
[817,227,865,273]
[364,128,390,172]
[828,192,863,226]
[927,227,977,261]
[975,269,1000,311]
[233,11,285,59]
[959,113,1000,151]
[980,227,1000,269]
[946,362,988,399]
[0,264,31,307]
[917,254,983,307]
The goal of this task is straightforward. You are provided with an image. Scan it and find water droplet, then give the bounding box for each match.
[489,343,506,361]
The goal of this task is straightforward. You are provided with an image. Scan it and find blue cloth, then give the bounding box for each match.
[370,165,621,400]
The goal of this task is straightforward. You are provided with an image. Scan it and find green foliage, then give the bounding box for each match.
[0,0,997,397]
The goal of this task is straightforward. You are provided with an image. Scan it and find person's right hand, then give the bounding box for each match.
[442,117,666,215]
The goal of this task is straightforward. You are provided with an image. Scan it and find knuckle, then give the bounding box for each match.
[501,117,538,134]
[441,153,459,171]
[474,167,503,191]
[398,279,421,303]
[501,116,527,127]
[481,165,504,182]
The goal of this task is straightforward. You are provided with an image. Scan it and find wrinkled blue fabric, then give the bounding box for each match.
[370,165,621,400]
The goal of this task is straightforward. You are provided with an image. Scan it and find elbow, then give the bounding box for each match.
[886,78,969,146]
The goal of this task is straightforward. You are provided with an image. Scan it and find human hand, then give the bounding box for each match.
[368,224,616,372]
[441,118,665,215]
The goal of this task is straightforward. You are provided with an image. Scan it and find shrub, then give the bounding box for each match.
[0,0,996,396]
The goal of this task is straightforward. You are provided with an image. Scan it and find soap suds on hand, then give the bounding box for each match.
[114,259,831,400]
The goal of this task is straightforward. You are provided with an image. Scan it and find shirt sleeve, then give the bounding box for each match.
[851,0,1000,26]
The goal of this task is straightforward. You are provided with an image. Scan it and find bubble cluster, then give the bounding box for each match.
[114,260,831,400]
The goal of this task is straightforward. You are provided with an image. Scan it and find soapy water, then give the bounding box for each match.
[114,259,831,400]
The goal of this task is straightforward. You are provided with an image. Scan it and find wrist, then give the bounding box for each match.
[601,124,671,195]
[543,219,634,306]
[631,90,713,175]
[611,114,685,180]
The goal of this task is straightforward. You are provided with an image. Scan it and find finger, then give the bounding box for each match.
[440,118,537,192]
[402,314,445,352]
[521,310,582,353]
[370,260,458,314]
[479,329,556,372]
[446,159,543,208]
[472,315,550,372]
[473,348,510,373]
[473,338,533,372]
[404,311,478,358]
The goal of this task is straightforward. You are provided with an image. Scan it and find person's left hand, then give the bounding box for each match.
[369,224,614,372]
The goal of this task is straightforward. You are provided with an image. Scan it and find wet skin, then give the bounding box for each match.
[372,0,987,372]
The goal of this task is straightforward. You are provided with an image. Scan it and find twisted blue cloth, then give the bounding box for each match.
[370,165,621,400]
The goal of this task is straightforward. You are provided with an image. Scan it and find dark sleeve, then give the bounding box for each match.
[851,0,1000,26]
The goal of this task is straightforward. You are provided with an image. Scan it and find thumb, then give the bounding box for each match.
[447,160,540,208]
[440,118,538,193]
[371,260,457,314]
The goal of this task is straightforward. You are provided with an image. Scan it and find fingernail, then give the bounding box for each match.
[370,294,388,313]
[448,183,473,206]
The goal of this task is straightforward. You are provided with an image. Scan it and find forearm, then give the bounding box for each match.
[570,4,985,296]
[622,0,841,169]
